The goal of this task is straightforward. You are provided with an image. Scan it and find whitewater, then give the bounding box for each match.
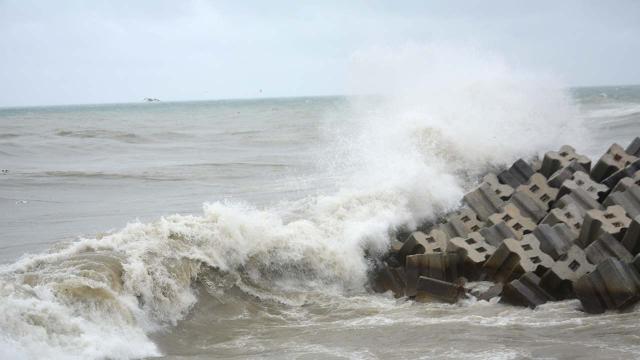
[1,48,640,359]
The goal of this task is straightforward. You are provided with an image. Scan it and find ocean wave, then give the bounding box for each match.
[0,44,592,359]
[55,129,146,143]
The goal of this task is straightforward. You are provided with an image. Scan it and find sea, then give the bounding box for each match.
[1,84,640,359]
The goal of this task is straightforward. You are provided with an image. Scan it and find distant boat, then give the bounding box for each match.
[144,98,160,102]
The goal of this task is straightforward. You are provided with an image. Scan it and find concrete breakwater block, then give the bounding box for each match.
[554,187,603,216]
[483,237,554,283]
[463,183,505,222]
[372,137,640,312]
[604,184,640,219]
[602,159,640,189]
[498,159,535,188]
[541,145,591,178]
[540,245,594,300]
[483,173,514,201]
[558,171,609,202]
[611,170,640,193]
[531,223,577,260]
[577,205,631,248]
[516,173,558,210]
[541,203,584,235]
[591,143,638,183]
[508,191,548,223]
[547,160,588,188]
[627,137,640,157]
[585,233,634,265]
[405,253,463,297]
[415,276,466,304]
[447,232,496,280]
[488,204,536,239]
[622,216,640,255]
[438,208,485,238]
[501,272,555,308]
[574,258,640,314]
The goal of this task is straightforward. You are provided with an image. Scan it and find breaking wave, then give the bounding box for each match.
[0,44,592,359]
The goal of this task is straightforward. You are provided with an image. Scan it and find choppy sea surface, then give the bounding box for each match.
[1,84,640,359]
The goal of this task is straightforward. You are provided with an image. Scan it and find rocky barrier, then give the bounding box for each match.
[373,137,640,314]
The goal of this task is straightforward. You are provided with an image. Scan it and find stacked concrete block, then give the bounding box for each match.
[478,222,518,246]
[547,160,588,188]
[447,232,496,280]
[483,237,554,283]
[498,159,535,188]
[557,171,609,202]
[540,245,594,300]
[622,216,640,256]
[372,263,406,298]
[488,204,536,239]
[591,143,638,182]
[415,276,466,304]
[574,258,640,314]
[508,191,548,223]
[554,188,604,216]
[501,272,555,308]
[540,145,591,178]
[373,137,640,312]
[482,173,514,200]
[405,253,463,296]
[516,173,558,210]
[541,203,584,236]
[577,205,631,248]
[463,183,505,222]
[439,208,485,238]
[530,223,576,260]
[602,159,640,189]
[585,233,634,265]
[611,170,640,193]
[604,184,640,219]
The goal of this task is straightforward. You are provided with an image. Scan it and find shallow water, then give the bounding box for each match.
[1,84,639,359]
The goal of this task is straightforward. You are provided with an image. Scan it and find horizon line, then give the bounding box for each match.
[2,83,639,111]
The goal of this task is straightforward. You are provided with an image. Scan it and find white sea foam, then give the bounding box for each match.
[0,44,591,359]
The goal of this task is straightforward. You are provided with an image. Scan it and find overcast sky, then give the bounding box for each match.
[1,0,639,107]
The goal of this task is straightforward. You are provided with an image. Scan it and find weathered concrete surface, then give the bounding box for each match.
[558,171,609,202]
[508,191,549,223]
[622,216,640,256]
[547,160,588,188]
[405,253,463,296]
[604,184,640,219]
[501,272,555,308]
[483,237,554,283]
[447,232,496,280]
[479,221,518,246]
[541,145,591,178]
[372,263,406,298]
[531,223,577,260]
[611,170,640,193]
[591,143,638,182]
[463,183,505,222]
[516,173,558,210]
[488,204,536,239]
[540,245,594,300]
[415,276,466,303]
[577,205,631,248]
[627,137,640,157]
[585,233,634,264]
[541,203,584,236]
[574,258,640,314]
[498,159,535,188]
[554,188,604,216]
[602,159,640,189]
[439,208,485,239]
[483,173,514,200]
